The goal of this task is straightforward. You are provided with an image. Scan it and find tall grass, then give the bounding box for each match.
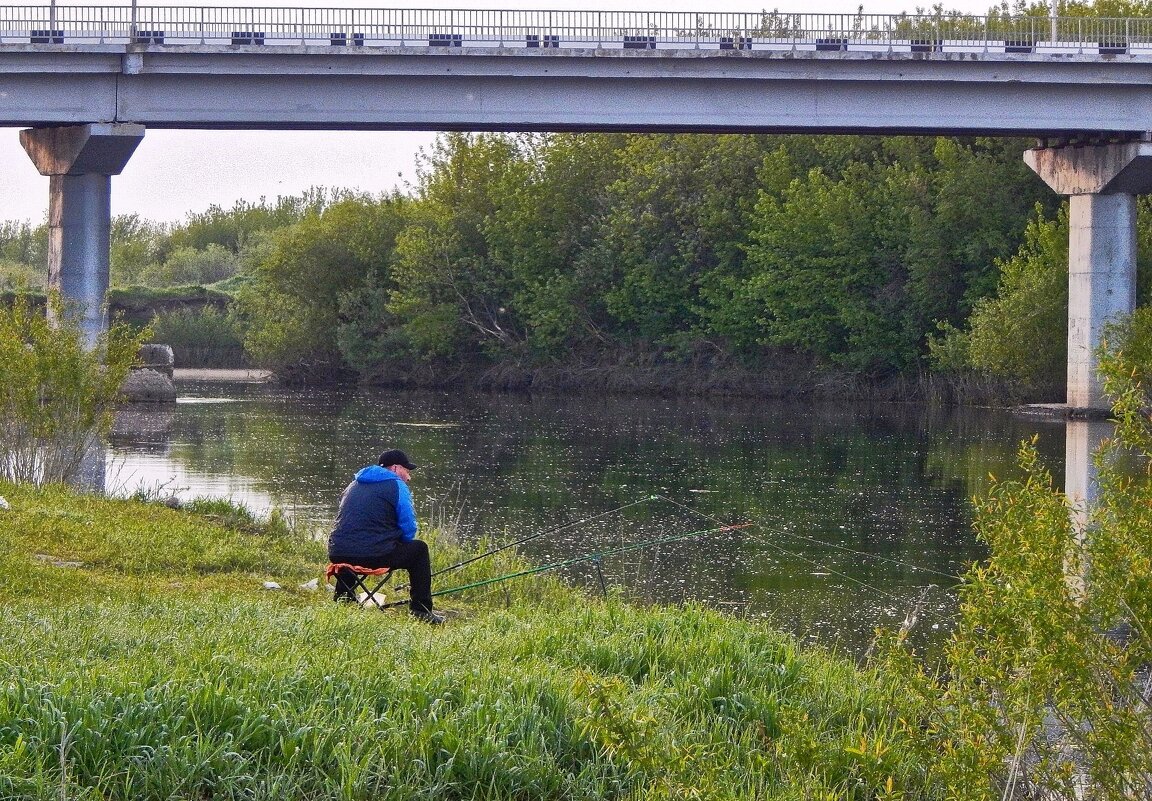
[0,481,926,800]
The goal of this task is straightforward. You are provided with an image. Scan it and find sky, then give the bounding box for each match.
[0,0,1000,224]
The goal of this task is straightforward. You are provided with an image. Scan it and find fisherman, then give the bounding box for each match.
[327,448,445,625]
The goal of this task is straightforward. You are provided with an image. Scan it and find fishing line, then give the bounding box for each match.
[752,533,908,604]
[431,495,659,578]
[653,492,963,582]
[654,493,979,631]
[651,493,914,604]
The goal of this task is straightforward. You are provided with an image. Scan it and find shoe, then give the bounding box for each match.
[411,610,446,625]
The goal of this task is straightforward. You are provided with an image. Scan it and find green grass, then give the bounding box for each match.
[0,481,926,800]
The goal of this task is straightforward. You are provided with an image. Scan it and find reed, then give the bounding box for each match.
[0,482,926,800]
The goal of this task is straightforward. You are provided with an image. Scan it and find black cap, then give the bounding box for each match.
[378,449,417,470]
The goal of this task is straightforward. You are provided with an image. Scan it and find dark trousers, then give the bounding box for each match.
[330,539,434,613]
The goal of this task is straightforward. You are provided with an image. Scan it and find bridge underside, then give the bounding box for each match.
[1,46,1151,135]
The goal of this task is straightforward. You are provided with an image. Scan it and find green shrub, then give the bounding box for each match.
[0,259,44,293]
[0,295,145,485]
[141,243,239,287]
[879,313,1152,799]
[149,306,247,368]
[931,204,1068,387]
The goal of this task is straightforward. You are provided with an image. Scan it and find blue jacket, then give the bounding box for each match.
[327,466,418,560]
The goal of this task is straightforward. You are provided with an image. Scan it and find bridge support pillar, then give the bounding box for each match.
[1025,140,1152,411]
[19,124,144,348]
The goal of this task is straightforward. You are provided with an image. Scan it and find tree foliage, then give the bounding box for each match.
[388,133,1045,380]
[936,204,1070,387]
[0,130,1090,391]
[238,195,405,377]
[935,197,1152,390]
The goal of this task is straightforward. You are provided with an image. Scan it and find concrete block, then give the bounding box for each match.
[137,343,175,378]
[119,367,176,403]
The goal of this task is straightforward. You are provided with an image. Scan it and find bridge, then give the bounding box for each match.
[3,8,1152,133]
[5,6,1152,410]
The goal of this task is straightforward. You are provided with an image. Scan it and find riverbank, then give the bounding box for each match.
[0,482,927,800]
[269,356,1055,406]
[174,367,272,382]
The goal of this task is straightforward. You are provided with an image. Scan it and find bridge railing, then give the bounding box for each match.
[1,6,1151,54]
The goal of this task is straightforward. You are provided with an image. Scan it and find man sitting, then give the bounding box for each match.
[327,448,444,625]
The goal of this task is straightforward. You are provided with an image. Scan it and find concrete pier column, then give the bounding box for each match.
[1024,139,1152,411]
[19,124,144,348]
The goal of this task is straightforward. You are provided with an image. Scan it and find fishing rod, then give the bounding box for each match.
[376,520,751,608]
[390,495,660,593]
[434,495,659,577]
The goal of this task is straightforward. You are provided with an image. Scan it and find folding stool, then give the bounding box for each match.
[325,562,393,608]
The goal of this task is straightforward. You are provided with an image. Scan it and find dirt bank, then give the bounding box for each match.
[173,368,272,383]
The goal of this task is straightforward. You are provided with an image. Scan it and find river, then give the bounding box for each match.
[107,377,1069,652]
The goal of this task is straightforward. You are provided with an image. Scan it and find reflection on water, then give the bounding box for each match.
[108,380,1070,653]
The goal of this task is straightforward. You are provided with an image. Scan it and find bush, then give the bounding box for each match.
[0,295,145,485]
[141,244,239,287]
[149,306,247,368]
[879,313,1152,799]
[0,258,44,293]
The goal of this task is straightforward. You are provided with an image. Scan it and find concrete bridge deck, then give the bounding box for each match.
[1,7,1152,134]
[2,42,1152,135]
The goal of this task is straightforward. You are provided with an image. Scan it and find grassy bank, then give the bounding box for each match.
[0,482,924,800]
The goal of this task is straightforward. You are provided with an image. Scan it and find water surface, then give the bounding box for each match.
[109,380,1067,651]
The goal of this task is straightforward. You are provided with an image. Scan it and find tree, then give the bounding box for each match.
[934,191,1152,392]
[486,133,626,360]
[739,160,924,374]
[953,205,1070,387]
[880,313,1152,798]
[904,137,1053,329]
[110,214,168,286]
[167,189,334,256]
[597,134,770,357]
[386,133,532,364]
[238,196,404,377]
